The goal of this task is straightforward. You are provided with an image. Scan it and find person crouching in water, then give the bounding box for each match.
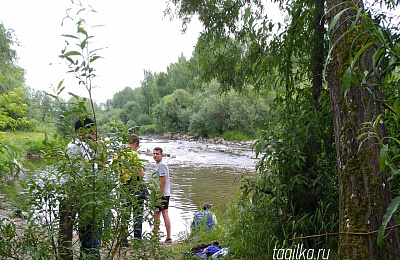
[191,203,218,234]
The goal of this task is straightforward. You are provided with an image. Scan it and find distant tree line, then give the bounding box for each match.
[1,18,272,141]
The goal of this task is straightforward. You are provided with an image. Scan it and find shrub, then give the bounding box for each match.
[222,130,253,141]
[140,124,156,134]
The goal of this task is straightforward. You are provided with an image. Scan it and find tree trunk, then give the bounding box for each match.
[58,199,75,260]
[311,0,324,113]
[326,0,400,259]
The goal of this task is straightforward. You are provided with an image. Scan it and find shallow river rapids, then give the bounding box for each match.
[1,137,260,242]
[139,137,258,240]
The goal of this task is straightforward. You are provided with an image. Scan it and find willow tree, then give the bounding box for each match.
[326,0,400,258]
[0,23,25,92]
[167,0,336,210]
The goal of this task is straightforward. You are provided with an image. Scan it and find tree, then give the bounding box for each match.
[119,100,140,124]
[111,87,135,109]
[0,23,25,92]
[140,70,157,115]
[26,89,58,124]
[0,23,29,131]
[153,88,192,133]
[326,0,400,258]
[0,87,29,130]
[165,54,196,93]
[189,94,229,137]
[167,0,337,221]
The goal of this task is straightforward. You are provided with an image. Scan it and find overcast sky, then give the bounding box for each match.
[0,0,204,103]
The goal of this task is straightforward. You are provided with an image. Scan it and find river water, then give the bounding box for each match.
[138,137,258,240]
[2,137,259,242]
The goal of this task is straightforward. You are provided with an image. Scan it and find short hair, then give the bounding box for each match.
[202,203,212,210]
[153,147,163,154]
[127,134,140,144]
[75,117,95,131]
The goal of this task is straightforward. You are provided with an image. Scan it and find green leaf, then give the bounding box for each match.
[351,42,375,68]
[342,68,355,93]
[62,34,79,39]
[56,81,65,95]
[387,137,400,145]
[77,8,86,15]
[377,196,400,248]
[244,7,250,23]
[57,86,65,96]
[68,92,80,99]
[379,144,388,173]
[57,80,64,90]
[393,100,399,118]
[373,114,383,132]
[357,132,370,141]
[4,144,15,157]
[89,47,104,54]
[80,39,87,49]
[354,7,363,25]
[66,57,74,64]
[78,27,88,36]
[90,56,101,63]
[46,93,58,99]
[328,8,348,33]
[249,17,254,29]
[61,51,81,57]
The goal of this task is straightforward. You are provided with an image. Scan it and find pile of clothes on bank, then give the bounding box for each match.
[186,241,230,259]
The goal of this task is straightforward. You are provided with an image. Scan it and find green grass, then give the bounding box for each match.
[3,131,57,162]
[222,130,254,142]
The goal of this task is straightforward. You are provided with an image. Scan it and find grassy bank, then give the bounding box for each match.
[3,131,56,164]
[5,131,47,149]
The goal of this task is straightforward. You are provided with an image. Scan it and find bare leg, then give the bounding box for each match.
[161,209,171,240]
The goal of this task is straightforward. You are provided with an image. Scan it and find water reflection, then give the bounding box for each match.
[139,138,258,240]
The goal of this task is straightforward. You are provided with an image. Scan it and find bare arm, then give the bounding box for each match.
[136,167,145,177]
[159,175,166,196]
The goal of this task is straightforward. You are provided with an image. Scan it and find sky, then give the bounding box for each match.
[1,1,397,104]
[0,0,204,103]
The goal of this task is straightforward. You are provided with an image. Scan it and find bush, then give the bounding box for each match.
[25,139,46,154]
[140,124,156,134]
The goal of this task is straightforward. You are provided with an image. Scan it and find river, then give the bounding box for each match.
[138,137,258,240]
[1,137,259,242]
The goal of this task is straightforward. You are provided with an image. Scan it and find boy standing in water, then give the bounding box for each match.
[152,147,172,243]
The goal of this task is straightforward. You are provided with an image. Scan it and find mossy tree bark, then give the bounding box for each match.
[326,0,400,259]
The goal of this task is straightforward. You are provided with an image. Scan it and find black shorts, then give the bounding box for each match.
[156,196,170,211]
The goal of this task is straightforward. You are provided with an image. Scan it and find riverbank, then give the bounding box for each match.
[1,131,251,259]
[0,202,231,260]
[148,132,256,158]
[162,132,255,147]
